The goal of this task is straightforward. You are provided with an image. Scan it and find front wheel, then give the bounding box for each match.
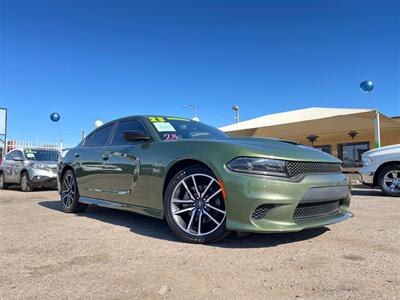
[378,165,400,197]
[20,172,32,192]
[0,172,9,189]
[60,170,87,213]
[164,165,227,244]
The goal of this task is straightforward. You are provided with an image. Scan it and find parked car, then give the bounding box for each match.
[0,148,59,192]
[57,115,352,244]
[359,144,400,197]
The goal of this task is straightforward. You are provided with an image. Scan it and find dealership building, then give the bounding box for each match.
[220,107,400,170]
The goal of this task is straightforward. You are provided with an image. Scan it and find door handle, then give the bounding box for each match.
[74,153,80,158]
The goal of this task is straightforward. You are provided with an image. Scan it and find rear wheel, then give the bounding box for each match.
[0,172,9,189]
[20,172,32,192]
[60,170,87,213]
[378,165,400,197]
[164,165,227,244]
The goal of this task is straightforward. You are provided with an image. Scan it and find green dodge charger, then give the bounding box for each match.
[58,115,352,243]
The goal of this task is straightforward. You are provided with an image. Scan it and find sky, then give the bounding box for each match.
[1,0,399,145]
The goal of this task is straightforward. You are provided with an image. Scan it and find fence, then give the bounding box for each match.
[4,140,76,153]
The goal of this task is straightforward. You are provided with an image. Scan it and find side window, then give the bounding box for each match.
[112,120,147,145]
[5,151,14,160]
[14,150,24,159]
[86,124,114,146]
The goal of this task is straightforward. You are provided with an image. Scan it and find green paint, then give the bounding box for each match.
[59,115,352,233]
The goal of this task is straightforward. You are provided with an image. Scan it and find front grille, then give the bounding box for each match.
[293,200,340,220]
[286,161,341,178]
[251,204,274,220]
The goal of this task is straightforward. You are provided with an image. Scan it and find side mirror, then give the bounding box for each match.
[13,156,24,162]
[123,130,151,142]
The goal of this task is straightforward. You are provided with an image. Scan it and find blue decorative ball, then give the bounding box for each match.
[360,80,374,93]
[50,112,60,122]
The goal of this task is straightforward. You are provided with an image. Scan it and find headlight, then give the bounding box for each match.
[362,156,373,166]
[227,157,288,177]
[30,163,47,170]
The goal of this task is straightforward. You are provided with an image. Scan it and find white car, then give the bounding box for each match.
[359,144,400,196]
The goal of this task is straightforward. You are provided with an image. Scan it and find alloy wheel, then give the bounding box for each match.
[62,173,76,208]
[383,170,400,194]
[170,173,226,236]
[21,174,29,191]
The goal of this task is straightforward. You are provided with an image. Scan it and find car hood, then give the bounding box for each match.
[362,144,400,157]
[202,137,340,163]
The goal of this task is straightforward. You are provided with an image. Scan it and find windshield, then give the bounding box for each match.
[147,117,229,141]
[24,149,59,161]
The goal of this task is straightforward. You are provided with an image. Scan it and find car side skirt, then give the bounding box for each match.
[79,197,164,219]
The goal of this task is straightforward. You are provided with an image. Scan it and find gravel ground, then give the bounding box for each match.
[1,186,399,299]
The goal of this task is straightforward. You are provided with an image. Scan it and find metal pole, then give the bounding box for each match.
[374,109,381,148]
[236,109,240,123]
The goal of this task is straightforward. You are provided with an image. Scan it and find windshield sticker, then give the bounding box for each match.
[148,116,166,123]
[163,133,179,141]
[26,153,35,158]
[153,122,176,132]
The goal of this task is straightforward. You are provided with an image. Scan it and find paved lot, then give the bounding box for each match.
[1,186,399,299]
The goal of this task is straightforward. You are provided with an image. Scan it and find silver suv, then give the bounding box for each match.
[0,148,59,192]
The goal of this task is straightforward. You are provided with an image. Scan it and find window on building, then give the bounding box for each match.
[338,142,370,167]
[314,145,332,154]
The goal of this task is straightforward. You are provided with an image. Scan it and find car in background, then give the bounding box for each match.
[57,115,352,244]
[359,144,400,197]
[0,148,59,192]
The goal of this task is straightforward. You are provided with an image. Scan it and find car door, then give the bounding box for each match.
[99,118,151,205]
[74,123,115,199]
[11,150,25,182]
[2,151,17,183]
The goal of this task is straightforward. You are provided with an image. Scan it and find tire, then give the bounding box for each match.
[20,172,33,192]
[60,170,88,213]
[0,172,9,189]
[164,165,227,244]
[378,164,400,197]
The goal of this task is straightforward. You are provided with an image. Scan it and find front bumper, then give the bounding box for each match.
[30,175,57,188]
[358,165,376,186]
[222,171,352,233]
[28,169,57,188]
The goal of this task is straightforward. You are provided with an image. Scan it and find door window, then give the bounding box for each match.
[5,151,14,160]
[86,124,114,146]
[111,120,148,145]
[338,142,370,167]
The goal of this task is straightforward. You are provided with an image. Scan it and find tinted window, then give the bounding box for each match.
[87,124,114,146]
[339,142,370,167]
[147,117,229,141]
[112,120,147,145]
